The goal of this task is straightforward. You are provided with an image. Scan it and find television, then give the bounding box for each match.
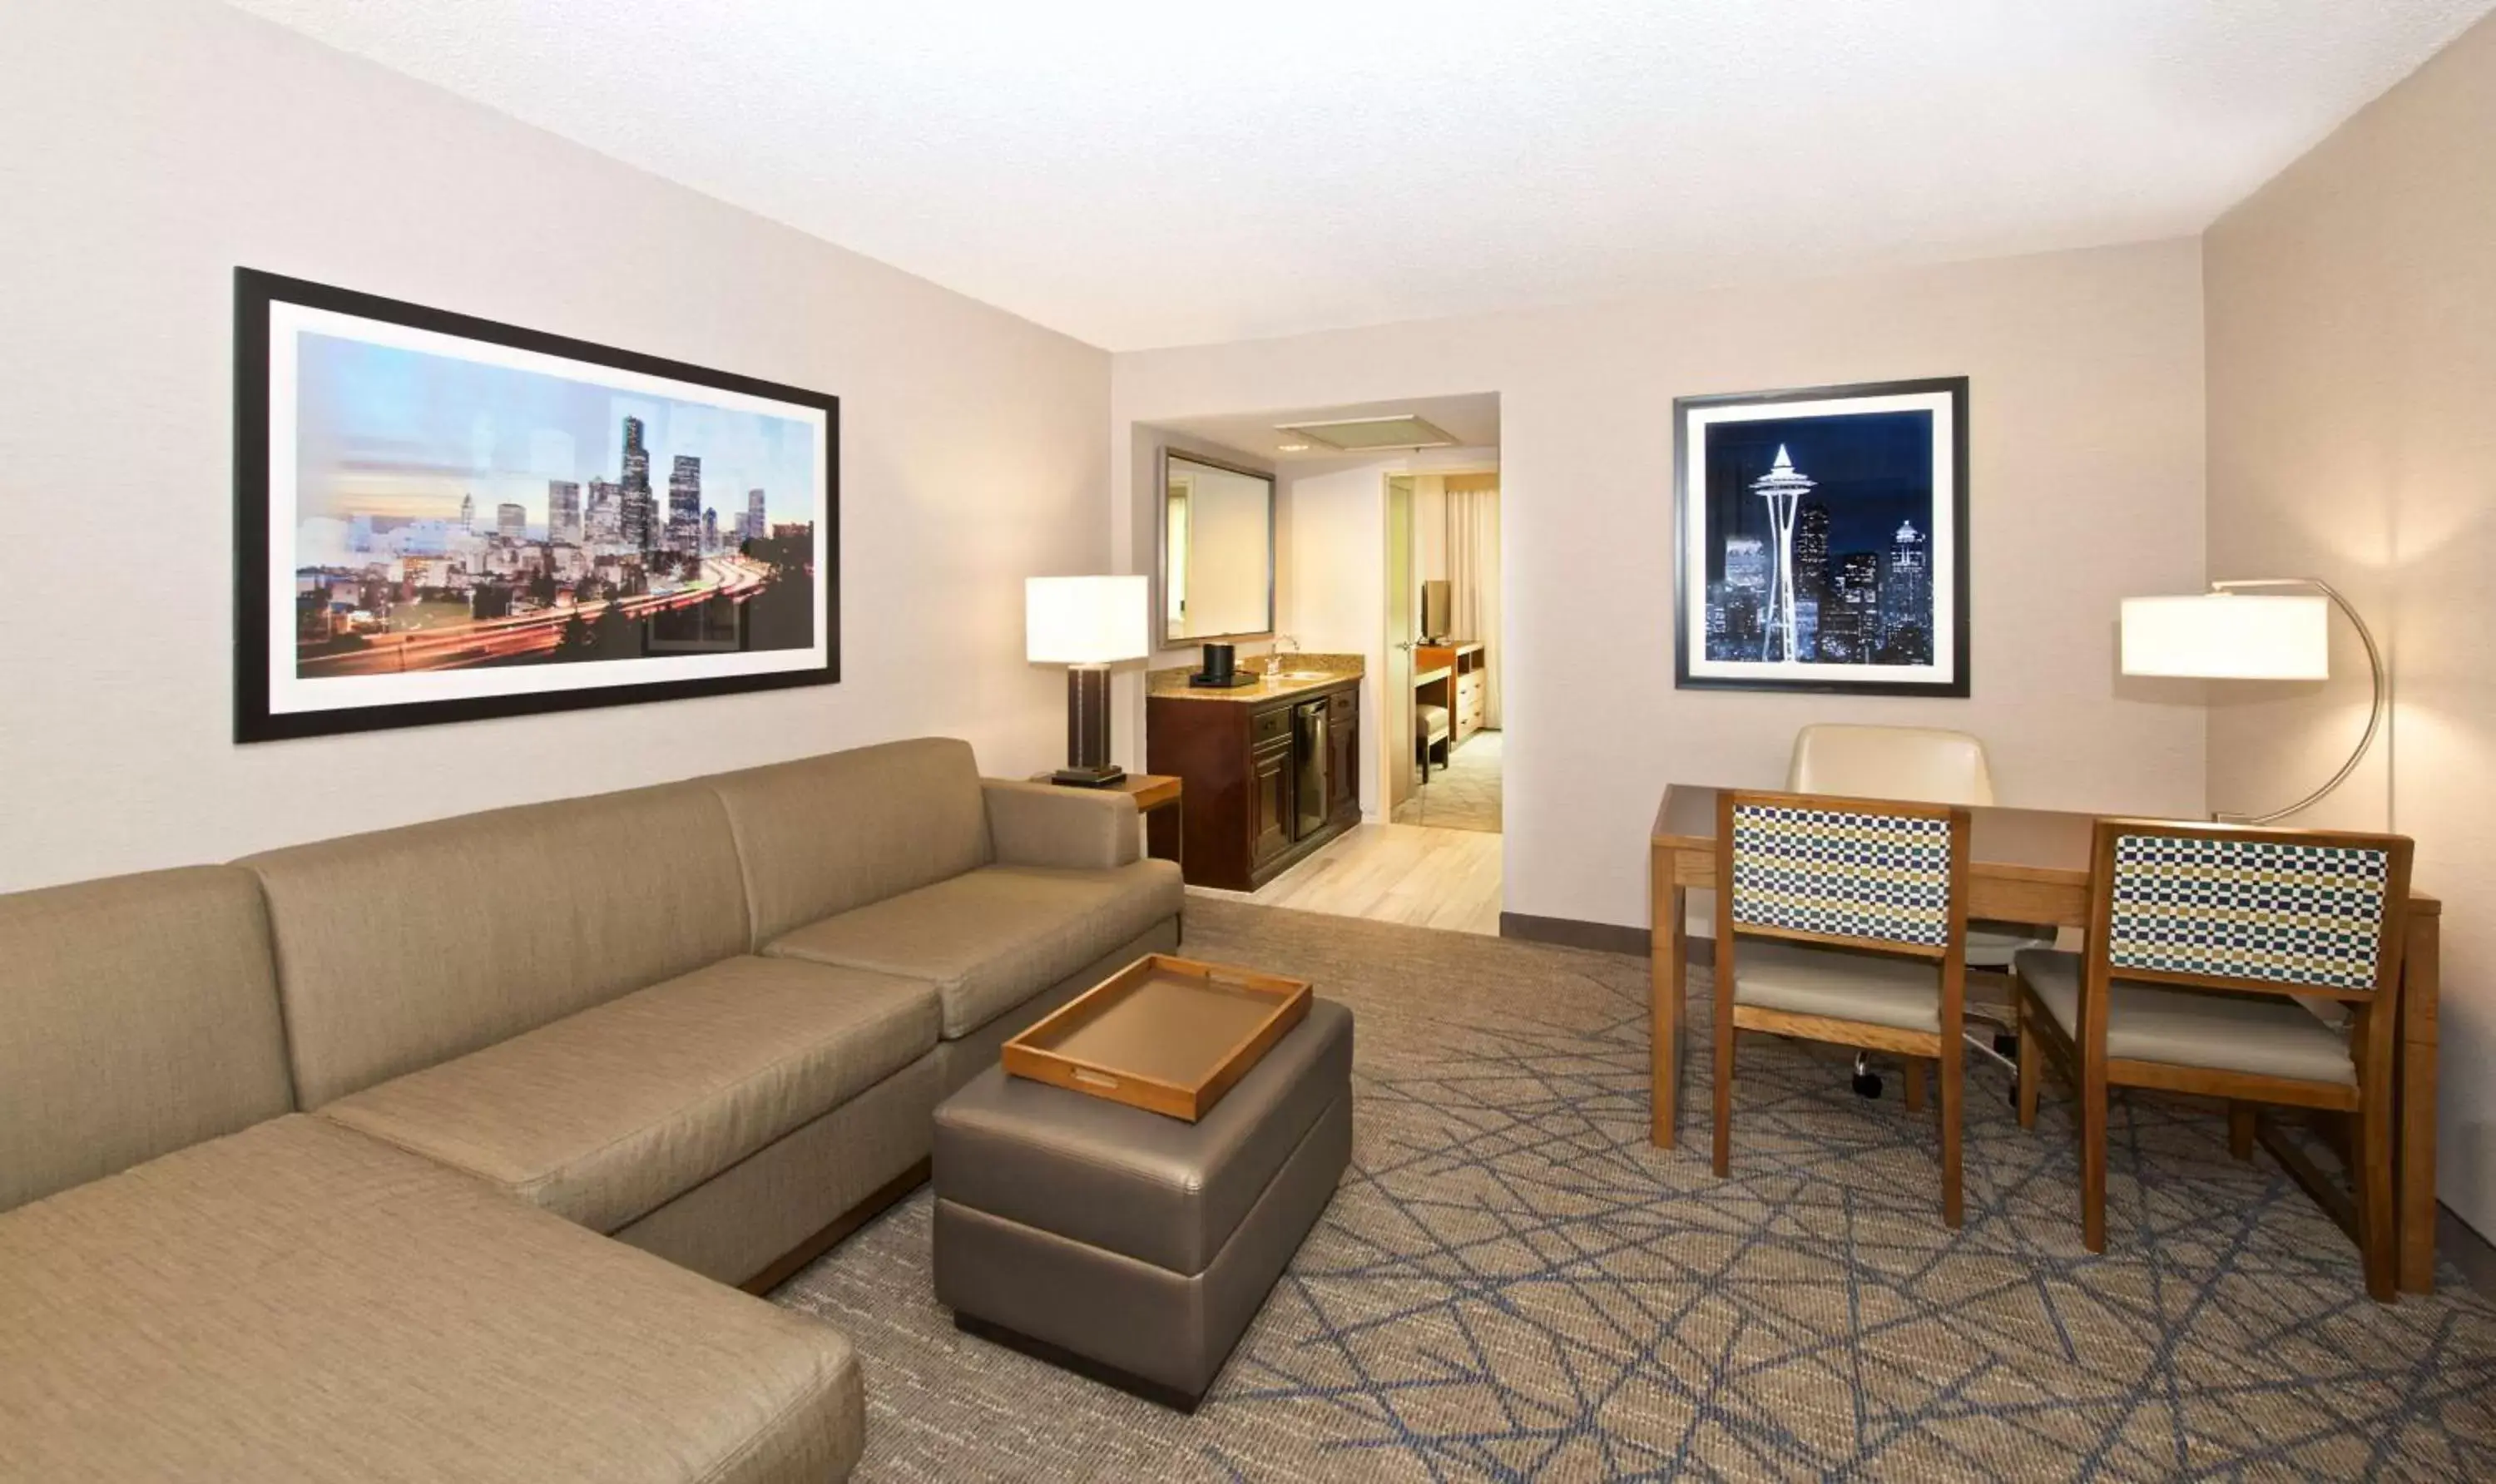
[1420,579,1452,642]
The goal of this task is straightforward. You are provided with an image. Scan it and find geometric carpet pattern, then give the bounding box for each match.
[773,898,2496,1481]
[1392,729,1503,834]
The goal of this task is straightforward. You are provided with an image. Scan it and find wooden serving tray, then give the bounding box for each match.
[1002,954,1312,1121]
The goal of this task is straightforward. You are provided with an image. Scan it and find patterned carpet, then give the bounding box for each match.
[1393,730,1503,834]
[773,899,2496,1481]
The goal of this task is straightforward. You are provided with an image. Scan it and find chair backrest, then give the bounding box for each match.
[1786,724,1998,808]
[1716,789,1969,959]
[2087,819,2414,1002]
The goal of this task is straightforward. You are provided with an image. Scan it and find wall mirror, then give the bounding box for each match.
[1160,450,1275,645]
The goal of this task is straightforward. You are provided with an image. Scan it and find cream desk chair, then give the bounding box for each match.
[1785,724,2055,1100]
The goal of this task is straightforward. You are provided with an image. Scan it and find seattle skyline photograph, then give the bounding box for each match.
[280,323,826,683]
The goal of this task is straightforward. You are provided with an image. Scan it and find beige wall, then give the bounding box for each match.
[2206,11,2496,1237]
[0,0,1109,889]
[1112,238,2211,930]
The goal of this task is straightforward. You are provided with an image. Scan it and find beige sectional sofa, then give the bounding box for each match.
[0,737,1182,1482]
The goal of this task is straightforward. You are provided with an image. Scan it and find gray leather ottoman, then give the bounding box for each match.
[933,997,1353,1409]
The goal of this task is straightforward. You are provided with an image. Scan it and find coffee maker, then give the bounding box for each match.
[1188,641,1256,688]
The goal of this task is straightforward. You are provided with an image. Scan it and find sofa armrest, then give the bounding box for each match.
[982,780,1142,870]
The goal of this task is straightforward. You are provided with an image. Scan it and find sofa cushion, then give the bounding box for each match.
[319,956,940,1233]
[706,737,993,944]
[768,860,1185,1040]
[242,781,752,1108]
[0,866,293,1214]
[0,1115,863,1483]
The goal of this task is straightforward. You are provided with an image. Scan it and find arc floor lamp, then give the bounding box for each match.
[2120,576,2385,824]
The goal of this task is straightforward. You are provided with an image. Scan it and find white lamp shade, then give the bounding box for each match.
[2120,593,2329,680]
[1025,576,1149,664]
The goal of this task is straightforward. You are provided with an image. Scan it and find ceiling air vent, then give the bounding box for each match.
[1272,414,1456,452]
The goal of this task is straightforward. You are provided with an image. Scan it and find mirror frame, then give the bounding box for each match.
[1157,447,1277,647]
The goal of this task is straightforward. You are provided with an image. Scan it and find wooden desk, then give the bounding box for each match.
[1647,784,2445,1294]
[1031,773,1184,868]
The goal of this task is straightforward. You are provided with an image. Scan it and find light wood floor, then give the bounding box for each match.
[1188,821,1503,936]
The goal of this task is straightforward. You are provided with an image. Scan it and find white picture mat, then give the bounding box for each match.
[1681,388,1957,685]
[263,300,831,717]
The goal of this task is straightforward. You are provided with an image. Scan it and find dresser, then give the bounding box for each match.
[1416,641,1487,744]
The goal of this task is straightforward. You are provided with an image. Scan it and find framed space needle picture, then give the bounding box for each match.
[1671,377,1969,697]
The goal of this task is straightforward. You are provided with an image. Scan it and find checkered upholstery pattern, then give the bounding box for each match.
[2107,833,2391,992]
[1728,803,1954,947]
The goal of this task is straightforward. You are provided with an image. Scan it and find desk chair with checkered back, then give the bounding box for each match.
[1714,790,1974,1226]
[2012,819,2413,1298]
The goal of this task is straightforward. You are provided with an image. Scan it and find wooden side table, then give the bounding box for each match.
[1029,772,1184,870]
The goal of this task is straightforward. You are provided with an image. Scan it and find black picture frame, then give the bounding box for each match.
[234,268,839,743]
[1671,376,1969,697]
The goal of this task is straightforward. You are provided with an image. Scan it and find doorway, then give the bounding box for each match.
[1391,471,1501,834]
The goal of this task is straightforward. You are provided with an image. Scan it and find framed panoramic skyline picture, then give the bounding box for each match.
[235,269,839,742]
[1673,377,1969,697]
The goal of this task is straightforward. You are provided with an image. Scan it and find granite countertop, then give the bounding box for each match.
[1146,652,1364,702]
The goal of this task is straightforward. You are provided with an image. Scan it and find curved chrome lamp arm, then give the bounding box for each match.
[2210,576,2386,826]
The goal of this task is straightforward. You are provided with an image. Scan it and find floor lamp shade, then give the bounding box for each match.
[2120,594,2329,680]
[1027,576,1148,787]
[2117,581,2380,824]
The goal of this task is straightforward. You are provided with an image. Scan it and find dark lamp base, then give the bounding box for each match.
[1050,764,1127,789]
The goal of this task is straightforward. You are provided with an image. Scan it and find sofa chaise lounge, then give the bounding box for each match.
[0,737,1181,1482]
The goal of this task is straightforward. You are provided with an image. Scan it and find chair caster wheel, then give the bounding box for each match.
[1851,1071,1884,1099]
[1993,1032,2018,1059]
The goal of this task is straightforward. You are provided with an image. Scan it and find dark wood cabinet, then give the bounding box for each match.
[1250,739,1294,868]
[1326,690,1359,824]
[1146,675,1364,891]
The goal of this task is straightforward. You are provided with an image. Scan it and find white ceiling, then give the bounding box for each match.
[1155,394,1500,464]
[225,1,2494,352]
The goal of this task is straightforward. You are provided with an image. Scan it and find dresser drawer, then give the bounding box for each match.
[1250,705,1292,749]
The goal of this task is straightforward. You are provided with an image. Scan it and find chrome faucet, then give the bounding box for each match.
[1265,635,1300,678]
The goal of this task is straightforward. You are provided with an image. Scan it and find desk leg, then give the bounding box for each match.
[2399,912,2441,1294]
[1652,856,1686,1149]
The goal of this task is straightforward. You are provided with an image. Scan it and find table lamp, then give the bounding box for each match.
[2119,576,2384,824]
[1027,575,1149,787]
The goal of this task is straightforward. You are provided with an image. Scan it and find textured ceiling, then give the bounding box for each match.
[224,0,2494,351]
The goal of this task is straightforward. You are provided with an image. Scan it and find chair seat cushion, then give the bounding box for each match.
[2015,948,2355,1085]
[321,956,940,1233]
[1731,939,1942,1033]
[0,1115,862,1483]
[766,861,1184,1041]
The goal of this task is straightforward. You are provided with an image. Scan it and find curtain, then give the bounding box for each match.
[1445,486,1502,730]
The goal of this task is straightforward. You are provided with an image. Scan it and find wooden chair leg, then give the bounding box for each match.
[2355,1001,2399,1302]
[2227,1101,2256,1162]
[1904,1060,1926,1113]
[1939,1039,1964,1229]
[2081,1063,2109,1254]
[1711,1016,1736,1179]
[2014,995,2040,1130]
